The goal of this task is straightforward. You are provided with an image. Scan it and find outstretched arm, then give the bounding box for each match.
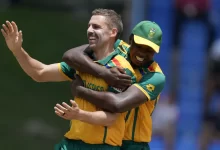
[63,46,131,89]
[1,21,67,82]
[54,100,118,126]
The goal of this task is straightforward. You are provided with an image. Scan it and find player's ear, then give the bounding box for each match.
[110,28,118,38]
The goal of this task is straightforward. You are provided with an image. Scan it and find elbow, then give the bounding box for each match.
[31,75,45,82]
[30,71,46,82]
[32,77,41,82]
[62,51,71,62]
[110,99,126,113]
[106,95,123,113]
[62,51,77,67]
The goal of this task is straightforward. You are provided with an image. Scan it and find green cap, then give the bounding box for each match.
[132,21,162,53]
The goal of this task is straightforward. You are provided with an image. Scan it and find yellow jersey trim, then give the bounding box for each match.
[134,35,159,53]
[114,55,137,79]
[148,62,164,74]
[58,63,72,81]
[134,84,151,100]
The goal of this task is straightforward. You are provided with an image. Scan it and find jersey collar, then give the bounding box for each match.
[114,39,121,49]
[94,50,119,66]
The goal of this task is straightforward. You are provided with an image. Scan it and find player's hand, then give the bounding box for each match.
[54,100,80,120]
[102,66,132,89]
[1,21,23,52]
[71,74,84,97]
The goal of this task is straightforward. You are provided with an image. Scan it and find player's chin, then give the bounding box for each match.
[88,43,96,49]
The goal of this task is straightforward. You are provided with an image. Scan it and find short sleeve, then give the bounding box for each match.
[58,62,76,81]
[134,72,165,100]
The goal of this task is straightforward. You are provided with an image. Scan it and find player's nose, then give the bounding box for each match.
[87,26,94,34]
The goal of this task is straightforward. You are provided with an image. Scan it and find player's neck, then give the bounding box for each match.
[94,43,114,60]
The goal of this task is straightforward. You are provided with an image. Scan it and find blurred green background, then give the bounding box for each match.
[0,6,88,150]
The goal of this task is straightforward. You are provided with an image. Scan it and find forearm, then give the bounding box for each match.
[76,85,147,113]
[63,45,107,78]
[77,86,120,113]
[77,110,117,126]
[12,47,46,81]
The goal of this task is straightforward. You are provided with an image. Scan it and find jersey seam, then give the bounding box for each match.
[58,63,72,81]
[133,84,151,100]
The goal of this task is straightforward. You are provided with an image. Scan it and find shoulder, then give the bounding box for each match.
[112,55,133,71]
[140,62,166,85]
[148,62,163,73]
[114,39,130,57]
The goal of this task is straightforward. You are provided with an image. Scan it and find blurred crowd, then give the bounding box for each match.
[151,0,220,150]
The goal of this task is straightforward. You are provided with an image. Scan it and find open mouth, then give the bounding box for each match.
[88,35,97,41]
[89,37,96,40]
[136,56,144,62]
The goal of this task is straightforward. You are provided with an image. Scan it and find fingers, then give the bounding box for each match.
[1,29,7,38]
[54,101,79,120]
[1,21,18,37]
[118,74,131,80]
[119,79,132,85]
[62,102,72,111]
[11,21,18,33]
[113,78,132,89]
[54,109,68,120]
[18,30,23,42]
[2,24,9,35]
[55,103,68,113]
[54,106,64,115]
[6,21,14,33]
[70,100,78,107]
[54,104,70,120]
[116,66,126,74]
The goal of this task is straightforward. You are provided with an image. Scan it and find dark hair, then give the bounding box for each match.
[92,8,123,39]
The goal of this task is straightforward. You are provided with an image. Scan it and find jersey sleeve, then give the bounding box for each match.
[58,62,76,81]
[134,72,165,100]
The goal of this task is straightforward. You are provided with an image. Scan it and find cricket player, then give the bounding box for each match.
[1,9,136,150]
[60,21,166,150]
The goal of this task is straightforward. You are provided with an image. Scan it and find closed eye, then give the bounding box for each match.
[88,23,101,30]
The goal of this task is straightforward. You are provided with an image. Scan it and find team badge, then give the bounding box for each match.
[148,28,156,39]
[146,84,155,92]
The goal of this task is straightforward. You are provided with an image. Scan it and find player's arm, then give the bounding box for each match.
[55,100,118,126]
[75,73,165,113]
[63,45,131,89]
[1,21,69,82]
[77,110,118,126]
[13,49,66,82]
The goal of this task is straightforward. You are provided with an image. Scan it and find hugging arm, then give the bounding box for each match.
[76,85,147,113]
[63,45,131,89]
[74,72,166,113]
